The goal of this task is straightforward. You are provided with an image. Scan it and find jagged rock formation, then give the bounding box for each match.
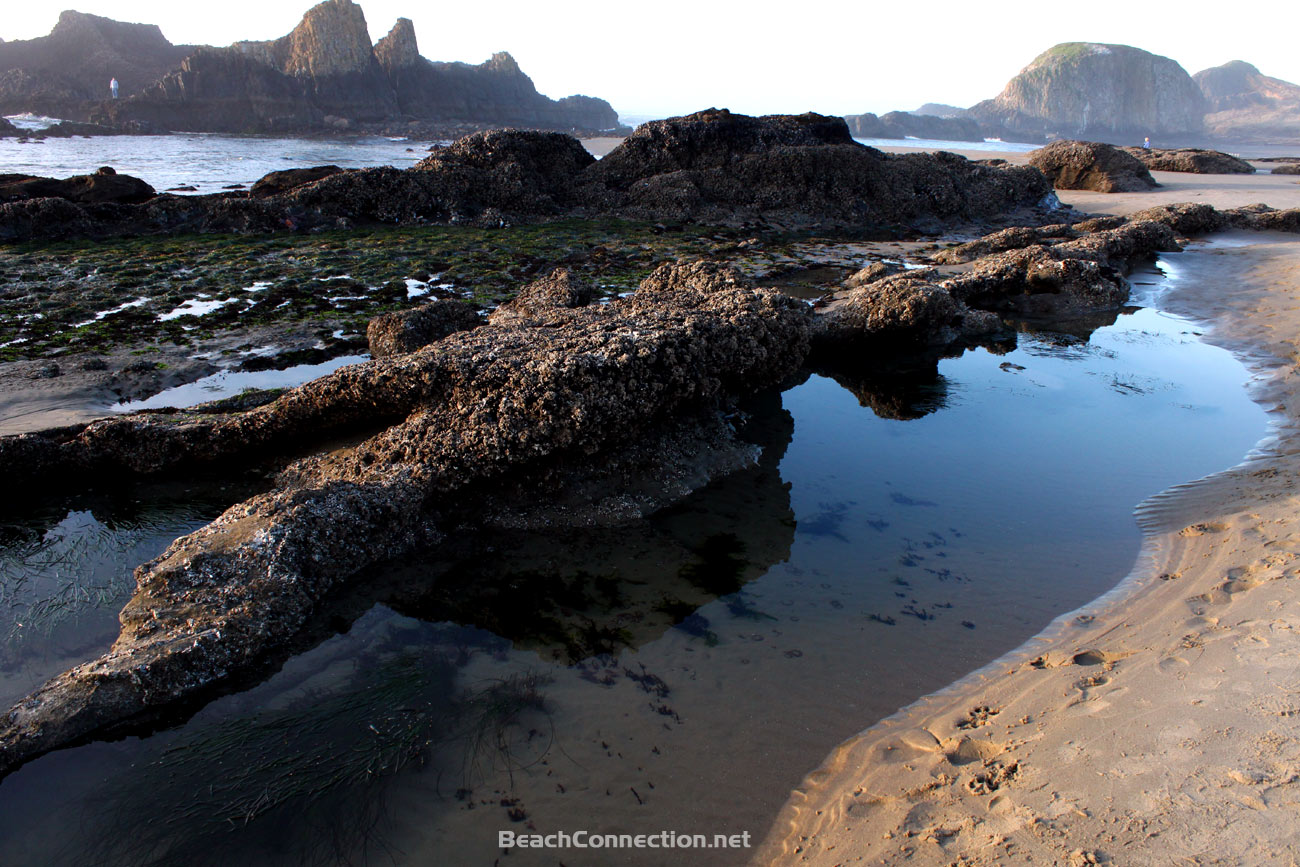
[969,43,1206,141]
[1120,146,1254,174]
[100,47,325,133]
[1029,140,1158,192]
[0,111,1058,242]
[0,10,191,114]
[844,110,986,142]
[2,0,618,135]
[1195,61,1300,144]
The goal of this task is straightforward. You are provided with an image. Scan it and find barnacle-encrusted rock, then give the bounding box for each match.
[0,261,812,779]
[487,267,594,326]
[367,298,482,357]
[1029,140,1158,193]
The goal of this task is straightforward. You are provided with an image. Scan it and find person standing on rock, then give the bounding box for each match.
[110,77,119,99]
[1143,136,1151,149]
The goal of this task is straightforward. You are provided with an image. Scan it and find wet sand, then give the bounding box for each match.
[759,174,1300,864]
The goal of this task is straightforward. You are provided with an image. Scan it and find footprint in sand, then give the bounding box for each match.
[944,735,1004,766]
[1181,521,1229,537]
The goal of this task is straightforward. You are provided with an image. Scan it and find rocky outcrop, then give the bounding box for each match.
[373,17,419,71]
[234,0,398,121]
[1273,164,1300,176]
[2,1,619,135]
[0,262,812,778]
[1120,146,1255,174]
[0,10,191,112]
[1029,140,1158,192]
[0,116,16,136]
[1195,61,1300,144]
[0,167,156,204]
[367,298,482,357]
[95,47,324,134]
[844,111,986,142]
[583,109,1055,229]
[969,43,1206,141]
[0,111,1059,242]
[816,273,1000,350]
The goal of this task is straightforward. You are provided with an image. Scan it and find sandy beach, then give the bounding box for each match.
[758,169,1300,864]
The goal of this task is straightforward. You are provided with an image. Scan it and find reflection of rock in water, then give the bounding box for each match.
[374,393,797,662]
[1012,306,1124,344]
[819,357,953,421]
[76,626,550,867]
[817,304,1127,420]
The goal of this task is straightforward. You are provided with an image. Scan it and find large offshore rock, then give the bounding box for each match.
[1195,60,1300,143]
[969,42,1206,141]
[1029,140,1158,192]
[2,0,619,134]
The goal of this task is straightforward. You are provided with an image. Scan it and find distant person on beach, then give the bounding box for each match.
[110,78,119,99]
[1143,136,1151,149]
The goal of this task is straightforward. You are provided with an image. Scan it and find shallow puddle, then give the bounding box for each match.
[0,247,1271,866]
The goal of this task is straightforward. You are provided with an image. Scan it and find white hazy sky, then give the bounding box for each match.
[3,0,1297,119]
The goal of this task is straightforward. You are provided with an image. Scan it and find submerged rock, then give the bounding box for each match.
[1028,140,1158,192]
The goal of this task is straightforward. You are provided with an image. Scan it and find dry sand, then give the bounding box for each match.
[757,171,1300,864]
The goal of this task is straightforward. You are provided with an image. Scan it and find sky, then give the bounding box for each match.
[3,0,1297,120]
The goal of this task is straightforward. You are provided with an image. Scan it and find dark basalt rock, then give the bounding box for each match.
[1272,164,1300,175]
[0,168,156,204]
[593,108,855,188]
[1029,140,1158,192]
[1120,146,1255,174]
[367,298,482,358]
[0,111,1059,242]
[249,165,344,197]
